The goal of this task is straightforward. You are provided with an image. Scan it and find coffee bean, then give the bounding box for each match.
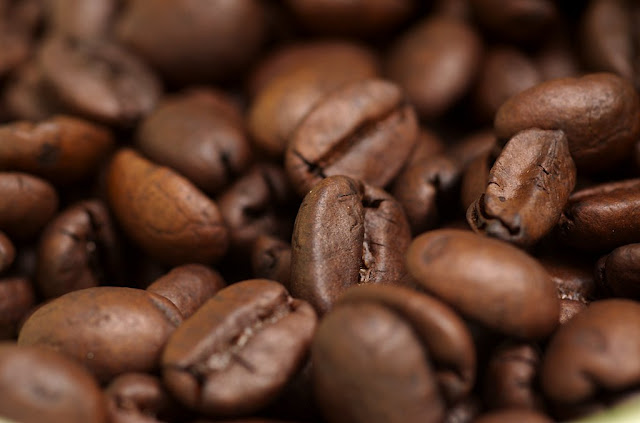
[251,235,292,288]
[470,0,557,43]
[46,0,116,39]
[537,251,597,303]
[595,243,640,299]
[0,277,35,339]
[18,286,183,382]
[404,128,446,169]
[106,148,229,265]
[162,279,316,417]
[0,231,15,274]
[558,299,586,325]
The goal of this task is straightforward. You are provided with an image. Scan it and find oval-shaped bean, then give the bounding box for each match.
[0,231,15,275]
[468,128,576,247]
[405,229,559,339]
[290,175,411,315]
[596,243,640,299]
[494,73,640,172]
[18,286,183,382]
[0,115,113,183]
[0,343,107,423]
[162,279,317,417]
[0,172,58,239]
[106,148,228,265]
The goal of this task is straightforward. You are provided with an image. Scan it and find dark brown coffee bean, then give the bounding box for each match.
[0,115,113,184]
[136,88,252,195]
[284,0,413,37]
[596,243,640,299]
[534,33,582,81]
[542,299,640,405]
[18,286,183,382]
[0,172,58,240]
[251,235,292,288]
[0,343,107,423]
[105,373,183,423]
[106,148,229,265]
[0,231,15,274]
[285,78,418,196]
[312,301,445,423]
[36,200,122,299]
[38,35,161,126]
[467,128,576,247]
[248,44,379,158]
[473,409,553,423]
[558,178,640,251]
[406,229,559,339]
[494,73,640,173]
[162,279,317,417]
[218,163,295,256]
[0,277,35,339]
[116,0,266,84]
[338,284,476,403]
[290,175,411,315]
[387,16,482,120]
[470,0,557,43]
[46,0,116,39]
[558,299,586,325]
[483,341,543,410]
[146,264,226,319]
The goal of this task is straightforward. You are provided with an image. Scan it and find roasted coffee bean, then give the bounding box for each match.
[387,16,482,120]
[0,115,113,184]
[106,148,229,265]
[406,229,559,339]
[162,279,317,417]
[596,243,640,299]
[0,231,15,274]
[0,172,58,240]
[0,0,40,78]
[251,235,292,288]
[483,341,543,410]
[2,61,61,122]
[337,284,476,403]
[284,0,413,37]
[537,251,597,303]
[290,175,411,315]
[473,409,553,423]
[558,178,640,251]
[558,299,586,325]
[312,301,445,423]
[0,343,107,423]
[404,128,446,169]
[146,264,226,319]
[37,35,161,126]
[105,373,183,423]
[542,299,640,405]
[18,286,183,382]
[285,78,418,196]
[448,130,497,172]
[468,128,576,247]
[494,73,640,173]
[136,88,252,195]
[116,0,266,84]
[218,164,295,256]
[36,200,121,299]
[45,0,116,39]
[0,277,35,339]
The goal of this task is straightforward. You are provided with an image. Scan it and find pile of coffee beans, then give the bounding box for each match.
[1,1,640,422]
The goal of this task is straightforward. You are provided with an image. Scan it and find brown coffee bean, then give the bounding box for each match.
[218,163,295,256]
[338,284,476,403]
[36,200,122,299]
[106,148,229,265]
[38,35,161,126]
[537,251,597,303]
[494,73,640,172]
[285,78,418,196]
[247,42,379,157]
[136,88,252,195]
[470,0,557,43]
[468,128,576,247]
[458,139,497,212]
[251,235,292,288]
[45,0,116,39]
[534,33,582,81]
[542,299,640,405]
[312,301,445,423]
[0,231,15,274]
[558,299,586,325]
[0,0,40,77]
[0,277,35,339]
[0,172,58,240]
[116,0,266,84]
[406,229,559,339]
[387,16,482,120]
[162,279,317,417]
[558,178,640,251]
[290,175,411,315]
[404,128,446,169]
[448,130,497,171]
[2,61,61,122]
[146,264,226,319]
[284,0,413,37]
[596,243,640,299]
[18,286,183,382]
[0,343,107,423]
[0,115,113,184]
[473,409,553,423]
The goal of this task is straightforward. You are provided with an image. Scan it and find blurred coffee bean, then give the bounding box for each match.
[45,0,116,39]
[537,251,598,303]
[404,128,446,169]
[0,277,35,339]
[2,61,61,122]
[0,231,15,274]
[0,0,41,77]
[470,0,557,43]
[596,243,640,299]
[251,235,292,288]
